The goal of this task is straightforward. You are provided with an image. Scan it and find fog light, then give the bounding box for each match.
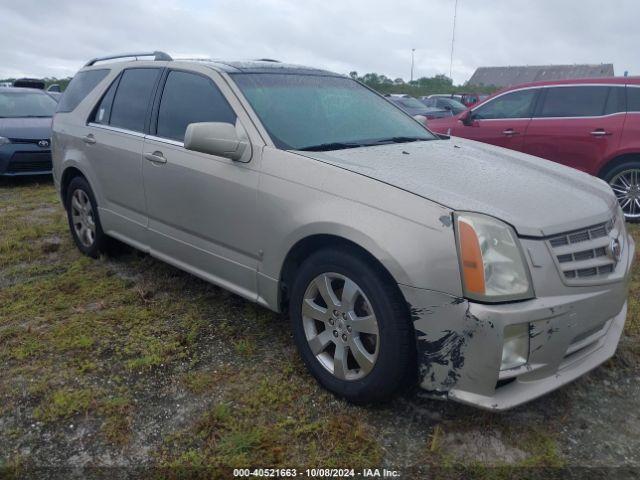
[501,324,529,370]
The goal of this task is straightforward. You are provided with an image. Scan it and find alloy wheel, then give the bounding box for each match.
[301,272,379,381]
[610,168,640,219]
[70,189,96,247]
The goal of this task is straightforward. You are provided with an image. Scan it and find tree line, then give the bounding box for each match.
[349,72,499,97]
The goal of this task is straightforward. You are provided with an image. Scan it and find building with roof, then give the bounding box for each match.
[467,64,615,87]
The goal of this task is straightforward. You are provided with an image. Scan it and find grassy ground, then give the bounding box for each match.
[0,178,638,479]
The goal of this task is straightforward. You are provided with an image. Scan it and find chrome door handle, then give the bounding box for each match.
[590,130,612,137]
[144,151,167,164]
[83,134,96,145]
[502,129,519,136]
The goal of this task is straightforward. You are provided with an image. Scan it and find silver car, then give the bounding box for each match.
[52,52,634,410]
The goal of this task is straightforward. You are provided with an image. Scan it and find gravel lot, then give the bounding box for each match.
[0,177,638,479]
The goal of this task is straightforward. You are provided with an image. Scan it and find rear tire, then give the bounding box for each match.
[65,176,109,257]
[289,248,415,403]
[603,160,640,223]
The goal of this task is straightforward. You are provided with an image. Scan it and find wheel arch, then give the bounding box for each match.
[598,152,640,179]
[278,233,406,313]
[60,166,87,208]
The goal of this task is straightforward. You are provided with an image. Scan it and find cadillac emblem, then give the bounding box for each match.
[608,236,622,264]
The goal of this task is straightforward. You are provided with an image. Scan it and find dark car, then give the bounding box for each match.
[420,96,467,114]
[384,94,452,121]
[0,87,56,176]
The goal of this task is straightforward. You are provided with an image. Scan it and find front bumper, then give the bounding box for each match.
[402,232,634,411]
[0,144,52,176]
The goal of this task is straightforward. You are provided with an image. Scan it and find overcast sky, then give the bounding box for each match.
[1,0,638,84]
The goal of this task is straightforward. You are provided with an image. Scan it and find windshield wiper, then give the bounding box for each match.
[368,136,431,145]
[297,142,364,152]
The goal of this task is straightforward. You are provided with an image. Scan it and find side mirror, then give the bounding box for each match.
[460,110,474,126]
[47,84,61,92]
[184,121,251,162]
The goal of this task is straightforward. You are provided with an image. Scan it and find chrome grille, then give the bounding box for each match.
[547,217,619,284]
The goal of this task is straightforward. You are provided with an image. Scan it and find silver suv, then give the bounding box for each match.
[52,52,634,410]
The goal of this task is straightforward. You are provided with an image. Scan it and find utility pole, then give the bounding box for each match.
[410,48,416,83]
[449,0,458,81]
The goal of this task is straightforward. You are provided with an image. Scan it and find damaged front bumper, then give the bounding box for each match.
[401,233,634,411]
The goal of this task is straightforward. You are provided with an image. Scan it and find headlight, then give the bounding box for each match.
[0,136,10,146]
[501,323,529,370]
[454,212,534,302]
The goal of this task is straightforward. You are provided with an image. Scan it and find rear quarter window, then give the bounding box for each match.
[56,69,109,113]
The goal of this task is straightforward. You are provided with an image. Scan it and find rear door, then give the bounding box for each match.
[142,68,261,299]
[87,67,161,244]
[451,88,539,151]
[522,85,626,174]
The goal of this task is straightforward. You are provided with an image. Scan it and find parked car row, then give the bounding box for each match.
[427,92,489,107]
[384,94,452,121]
[427,77,640,221]
[49,52,634,410]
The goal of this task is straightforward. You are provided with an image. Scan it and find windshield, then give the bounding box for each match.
[0,91,57,118]
[232,74,436,150]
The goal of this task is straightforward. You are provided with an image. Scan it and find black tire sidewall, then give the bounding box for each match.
[603,160,640,223]
[289,249,413,403]
[65,176,106,257]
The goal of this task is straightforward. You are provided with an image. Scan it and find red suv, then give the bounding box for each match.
[427,77,640,221]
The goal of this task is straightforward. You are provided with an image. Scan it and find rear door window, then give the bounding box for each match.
[155,70,236,142]
[536,86,609,117]
[627,86,640,112]
[56,69,109,113]
[604,86,626,115]
[473,89,538,119]
[109,68,161,133]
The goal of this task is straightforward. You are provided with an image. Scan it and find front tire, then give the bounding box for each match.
[65,176,109,257]
[603,160,640,222]
[289,248,415,403]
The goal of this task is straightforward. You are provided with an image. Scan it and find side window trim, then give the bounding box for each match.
[150,68,238,142]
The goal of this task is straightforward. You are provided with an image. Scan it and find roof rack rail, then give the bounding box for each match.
[255,58,280,63]
[84,51,173,67]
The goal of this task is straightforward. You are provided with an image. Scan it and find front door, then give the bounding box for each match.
[142,69,261,300]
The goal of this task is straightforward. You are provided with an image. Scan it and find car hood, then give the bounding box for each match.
[0,117,52,140]
[295,137,617,237]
